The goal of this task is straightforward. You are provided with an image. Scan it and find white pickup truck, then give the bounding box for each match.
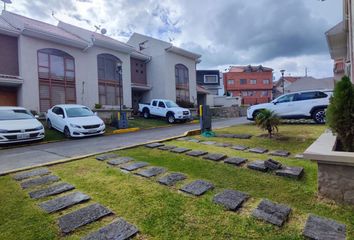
[138,99,191,123]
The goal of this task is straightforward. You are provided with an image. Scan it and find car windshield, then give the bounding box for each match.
[0,109,34,121]
[65,107,93,118]
[165,101,179,108]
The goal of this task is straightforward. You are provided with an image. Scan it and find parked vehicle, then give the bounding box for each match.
[0,107,44,144]
[46,104,105,138]
[247,90,333,124]
[138,99,191,123]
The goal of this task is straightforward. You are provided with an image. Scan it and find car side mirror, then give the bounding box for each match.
[58,114,64,118]
[34,115,39,119]
[94,112,98,116]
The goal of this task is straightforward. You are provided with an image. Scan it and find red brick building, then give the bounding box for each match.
[223,65,273,105]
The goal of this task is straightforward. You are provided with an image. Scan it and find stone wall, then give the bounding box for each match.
[210,106,247,118]
[318,163,354,204]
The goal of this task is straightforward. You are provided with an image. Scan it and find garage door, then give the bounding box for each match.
[0,87,17,106]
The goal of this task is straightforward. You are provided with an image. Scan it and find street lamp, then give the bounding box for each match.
[116,62,123,127]
[280,69,285,94]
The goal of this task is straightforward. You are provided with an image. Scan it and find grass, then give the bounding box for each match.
[1,124,353,239]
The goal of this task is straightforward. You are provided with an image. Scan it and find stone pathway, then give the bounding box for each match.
[145,143,164,148]
[303,215,346,240]
[158,173,187,186]
[224,157,248,166]
[96,153,119,161]
[107,157,134,166]
[213,190,248,211]
[39,191,90,213]
[186,150,208,157]
[203,153,227,161]
[120,162,149,171]
[170,147,191,153]
[180,180,214,196]
[29,182,75,199]
[135,167,166,178]
[252,199,291,226]
[21,175,60,189]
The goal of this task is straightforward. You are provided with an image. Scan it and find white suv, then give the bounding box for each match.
[247,90,333,124]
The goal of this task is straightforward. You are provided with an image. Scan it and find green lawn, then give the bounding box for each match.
[1,124,353,239]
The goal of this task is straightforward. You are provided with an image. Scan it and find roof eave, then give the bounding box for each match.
[165,46,202,61]
[94,39,135,54]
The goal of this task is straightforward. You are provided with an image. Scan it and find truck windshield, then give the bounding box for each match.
[165,101,179,108]
[0,109,34,121]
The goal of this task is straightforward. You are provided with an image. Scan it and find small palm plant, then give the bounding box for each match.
[255,109,281,138]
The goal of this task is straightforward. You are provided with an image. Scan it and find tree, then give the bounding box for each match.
[326,76,354,152]
[255,109,280,138]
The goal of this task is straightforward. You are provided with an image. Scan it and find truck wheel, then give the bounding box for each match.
[167,113,175,124]
[312,108,326,124]
[143,109,150,119]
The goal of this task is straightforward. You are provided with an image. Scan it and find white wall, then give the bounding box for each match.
[18,35,132,112]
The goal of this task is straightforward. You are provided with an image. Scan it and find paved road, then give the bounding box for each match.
[0,117,249,174]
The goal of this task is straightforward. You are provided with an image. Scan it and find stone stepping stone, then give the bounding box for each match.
[176,137,190,141]
[58,203,112,234]
[249,147,268,154]
[29,182,75,199]
[145,143,164,148]
[13,168,50,181]
[213,190,249,211]
[96,153,118,161]
[252,199,291,226]
[82,218,139,240]
[276,166,304,179]
[231,145,248,151]
[233,134,252,139]
[269,150,290,157]
[21,175,60,189]
[120,162,149,171]
[39,192,90,213]
[188,139,200,143]
[215,133,235,138]
[107,157,134,166]
[158,145,177,151]
[224,157,248,166]
[264,159,282,170]
[170,147,191,153]
[247,161,268,172]
[158,173,187,186]
[186,150,208,157]
[303,214,346,240]
[135,167,166,178]
[201,141,216,145]
[215,142,232,147]
[203,153,227,161]
[295,154,304,159]
[180,180,214,196]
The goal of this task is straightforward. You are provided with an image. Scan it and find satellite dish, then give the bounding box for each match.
[100,28,107,35]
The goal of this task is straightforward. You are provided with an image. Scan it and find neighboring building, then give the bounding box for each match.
[127,33,201,107]
[273,76,301,98]
[223,65,273,105]
[283,77,334,93]
[196,70,221,95]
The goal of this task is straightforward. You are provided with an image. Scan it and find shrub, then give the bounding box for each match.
[177,100,195,108]
[94,103,102,109]
[255,109,280,138]
[326,76,354,152]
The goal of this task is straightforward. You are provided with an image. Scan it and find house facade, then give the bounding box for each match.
[196,70,221,95]
[223,65,273,105]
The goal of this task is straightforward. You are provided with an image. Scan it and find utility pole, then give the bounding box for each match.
[280,69,286,94]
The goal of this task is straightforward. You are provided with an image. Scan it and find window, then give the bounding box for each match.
[97,54,122,106]
[261,91,268,97]
[240,79,247,85]
[204,75,218,84]
[277,94,295,103]
[152,100,157,106]
[158,101,165,108]
[263,79,270,84]
[250,79,257,84]
[297,91,328,101]
[37,49,76,112]
[227,79,235,85]
[175,64,190,102]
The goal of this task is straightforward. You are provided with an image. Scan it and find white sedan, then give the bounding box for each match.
[46,104,105,138]
[0,107,45,144]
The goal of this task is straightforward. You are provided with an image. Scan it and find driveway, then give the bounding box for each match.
[0,117,250,174]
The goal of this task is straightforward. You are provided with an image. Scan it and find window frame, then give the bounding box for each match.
[203,74,218,84]
[175,64,190,102]
[250,79,257,84]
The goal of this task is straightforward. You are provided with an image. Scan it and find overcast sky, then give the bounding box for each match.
[4,0,342,79]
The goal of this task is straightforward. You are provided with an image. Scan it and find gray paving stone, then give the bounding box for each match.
[270,150,290,157]
[231,145,249,151]
[295,154,304,159]
[180,180,214,196]
[158,173,187,186]
[29,182,75,199]
[186,150,208,157]
[264,159,282,170]
[158,145,177,151]
[96,153,119,161]
[82,218,139,240]
[39,192,90,213]
[249,147,268,154]
[58,203,112,234]
[233,134,253,139]
[176,137,190,141]
[215,133,235,138]
[224,157,248,166]
[188,139,200,143]
[215,142,232,147]
[200,141,217,145]
[252,199,291,226]
[135,167,166,178]
[170,147,191,153]
[145,143,164,148]
[21,175,60,189]
[213,190,249,211]
[276,166,304,179]
[247,161,268,172]
[203,153,227,161]
[120,162,149,171]
[13,168,51,181]
[303,214,346,240]
[107,157,134,166]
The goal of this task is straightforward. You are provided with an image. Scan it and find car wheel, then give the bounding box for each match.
[64,127,72,138]
[143,109,150,119]
[47,119,52,129]
[312,109,326,124]
[167,113,175,124]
